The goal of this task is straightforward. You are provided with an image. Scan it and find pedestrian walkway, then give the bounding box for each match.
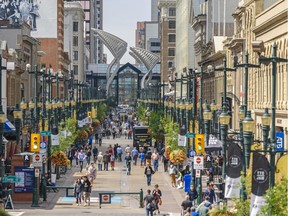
[6,134,187,216]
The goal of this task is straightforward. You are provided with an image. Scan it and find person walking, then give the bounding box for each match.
[131,147,139,165]
[151,150,160,172]
[152,184,162,215]
[181,195,192,216]
[86,148,92,168]
[124,152,132,175]
[87,162,96,184]
[187,185,198,206]
[67,148,75,168]
[103,151,110,171]
[144,163,155,186]
[202,184,216,204]
[75,149,79,167]
[92,146,98,163]
[169,164,177,187]
[117,145,123,162]
[97,152,103,171]
[82,176,91,206]
[110,153,115,170]
[74,178,83,206]
[139,150,145,167]
[142,189,155,216]
[78,150,86,173]
[145,150,152,166]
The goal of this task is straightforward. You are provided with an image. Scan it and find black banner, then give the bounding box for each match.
[226,143,242,178]
[250,152,270,215]
[225,143,242,198]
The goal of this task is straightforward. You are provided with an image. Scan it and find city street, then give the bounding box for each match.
[6,135,186,216]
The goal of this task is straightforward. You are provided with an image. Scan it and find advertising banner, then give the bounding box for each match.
[225,143,242,198]
[250,153,269,216]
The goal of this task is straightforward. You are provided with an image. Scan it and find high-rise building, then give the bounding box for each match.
[65,0,104,64]
[64,1,85,82]
[151,0,159,21]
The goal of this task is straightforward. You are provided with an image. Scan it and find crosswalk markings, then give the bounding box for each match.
[6,212,24,216]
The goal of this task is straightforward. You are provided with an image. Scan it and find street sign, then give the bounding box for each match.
[35,168,40,177]
[194,156,204,170]
[40,141,47,154]
[23,155,30,162]
[195,170,201,178]
[41,153,46,164]
[40,131,51,136]
[189,150,196,158]
[33,154,42,167]
[186,132,195,138]
[276,132,284,151]
[2,176,21,183]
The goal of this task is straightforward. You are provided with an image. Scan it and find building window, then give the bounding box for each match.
[168,34,176,42]
[73,36,78,46]
[169,8,176,16]
[168,61,173,68]
[73,51,78,60]
[73,22,78,32]
[168,20,176,29]
[151,42,160,47]
[20,83,24,100]
[73,65,78,75]
[168,48,175,57]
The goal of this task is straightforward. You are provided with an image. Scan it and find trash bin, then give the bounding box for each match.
[183,174,191,192]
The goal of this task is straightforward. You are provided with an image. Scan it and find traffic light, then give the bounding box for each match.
[30,133,40,152]
[195,134,205,154]
[88,111,92,118]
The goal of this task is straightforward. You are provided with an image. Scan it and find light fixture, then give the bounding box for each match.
[20,98,27,110]
[210,99,217,111]
[238,105,245,121]
[243,111,255,132]
[219,111,230,125]
[29,99,35,109]
[261,108,271,126]
[203,106,212,121]
[13,105,22,120]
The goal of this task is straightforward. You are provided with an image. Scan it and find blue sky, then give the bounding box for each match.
[103,0,151,64]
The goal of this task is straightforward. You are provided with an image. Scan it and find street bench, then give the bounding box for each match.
[46,186,74,197]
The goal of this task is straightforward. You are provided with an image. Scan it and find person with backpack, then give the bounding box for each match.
[142,189,155,216]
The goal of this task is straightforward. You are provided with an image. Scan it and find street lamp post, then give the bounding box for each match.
[210,100,218,135]
[13,104,22,149]
[261,108,271,152]
[29,99,35,131]
[20,99,27,152]
[242,111,254,169]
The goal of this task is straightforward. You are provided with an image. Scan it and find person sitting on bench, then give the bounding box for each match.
[47,178,58,192]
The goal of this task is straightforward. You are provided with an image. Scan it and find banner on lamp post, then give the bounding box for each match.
[225,143,242,199]
[178,134,187,147]
[250,152,269,216]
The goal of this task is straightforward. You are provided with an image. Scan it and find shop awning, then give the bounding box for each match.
[4,119,16,132]
[3,136,8,143]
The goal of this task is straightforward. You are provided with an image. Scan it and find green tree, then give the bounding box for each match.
[162,117,183,152]
[136,105,147,123]
[51,118,77,153]
[148,110,164,140]
[97,104,107,122]
[259,178,288,216]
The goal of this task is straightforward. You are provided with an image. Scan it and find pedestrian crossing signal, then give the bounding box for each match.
[195,134,205,154]
[30,133,40,153]
[88,112,92,118]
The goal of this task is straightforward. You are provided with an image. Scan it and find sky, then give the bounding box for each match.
[103,0,151,64]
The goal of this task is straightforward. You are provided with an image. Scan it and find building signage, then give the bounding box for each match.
[276,132,284,151]
[14,166,34,193]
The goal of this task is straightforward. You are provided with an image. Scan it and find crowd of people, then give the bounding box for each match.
[62,110,219,215]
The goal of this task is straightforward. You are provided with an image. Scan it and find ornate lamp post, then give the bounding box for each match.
[242,110,255,169]
[203,104,212,146]
[46,101,52,178]
[210,99,218,134]
[261,108,271,152]
[0,105,6,178]
[29,99,35,131]
[219,105,230,196]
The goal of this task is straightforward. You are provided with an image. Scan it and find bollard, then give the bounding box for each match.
[139,188,143,208]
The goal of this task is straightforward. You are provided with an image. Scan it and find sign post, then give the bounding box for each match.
[276,132,284,151]
[193,156,204,170]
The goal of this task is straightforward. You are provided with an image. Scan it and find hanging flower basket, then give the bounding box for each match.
[169,149,187,164]
[51,151,69,166]
[77,129,89,141]
[92,119,100,128]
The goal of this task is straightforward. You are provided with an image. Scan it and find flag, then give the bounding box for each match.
[250,152,269,216]
[225,143,242,198]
